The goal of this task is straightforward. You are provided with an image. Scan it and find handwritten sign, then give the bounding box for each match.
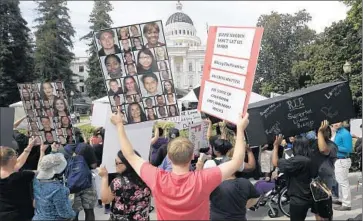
[189,122,209,155]
[175,110,202,130]
[246,81,355,146]
[198,26,263,124]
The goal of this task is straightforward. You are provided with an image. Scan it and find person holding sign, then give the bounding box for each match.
[142,22,165,48]
[105,54,123,79]
[110,107,249,220]
[97,30,121,57]
[127,103,147,123]
[136,48,158,74]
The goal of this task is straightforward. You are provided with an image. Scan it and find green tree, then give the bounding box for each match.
[292,19,362,117]
[343,0,362,30]
[80,0,113,99]
[0,0,35,106]
[254,10,316,96]
[34,0,77,95]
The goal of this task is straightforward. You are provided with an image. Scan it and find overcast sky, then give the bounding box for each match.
[19,1,349,57]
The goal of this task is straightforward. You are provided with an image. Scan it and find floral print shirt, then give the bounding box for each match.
[110,176,151,221]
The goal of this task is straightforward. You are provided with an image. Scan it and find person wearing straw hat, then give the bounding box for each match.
[33,153,75,220]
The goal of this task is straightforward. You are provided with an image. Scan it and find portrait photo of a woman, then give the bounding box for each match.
[168,105,179,117]
[130,25,141,37]
[58,135,67,145]
[43,100,50,109]
[136,47,158,74]
[31,84,39,91]
[57,90,66,99]
[24,100,32,110]
[44,131,55,144]
[33,99,42,109]
[56,82,63,90]
[45,109,54,118]
[131,37,143,51]
[33,92,41,100]
[104,54,124,79]
[120,39,131,52]
[163,80,175,94]
[118,27,130,40]
[53,98,69,117]
[142,22,165,48]
[154,47,168,61]
[40,82,58,106]
[145,108,157,121]
[27,109,35,118]
[123,76,141,95]
[127,102,147,123]
[126,63,137,76]
[158,60,169,71]
[21,88,31,101]
[124,51,135,65]
[166,93,176,105]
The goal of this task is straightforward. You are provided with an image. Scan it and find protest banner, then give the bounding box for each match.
[189,122,209,155]
[175,109,202,130]
[246,81,355,146]
[94,20,179,125]
[198,26,264,124]
[17,82,75,145]
[0,108,16,148]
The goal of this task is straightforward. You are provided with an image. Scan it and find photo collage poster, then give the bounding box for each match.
[17,82,75,146]
[94,20,180,124]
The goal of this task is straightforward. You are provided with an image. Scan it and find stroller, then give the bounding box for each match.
[252,173,290,218]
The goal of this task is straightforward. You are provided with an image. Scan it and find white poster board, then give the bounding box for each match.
[350,119,362,138]
[198,26,264,124]
[189,121,209,155]
[102,111,154,173]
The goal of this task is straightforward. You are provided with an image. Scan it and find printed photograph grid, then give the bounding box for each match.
[94,20,180,124]
[17,82,76,145]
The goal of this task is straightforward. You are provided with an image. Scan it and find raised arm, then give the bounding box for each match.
[15,137,35,171]
[111,108,146,175]
[98,167,114,204]
[317,120,331,155]
[243,145,256,172]
[218,113,249,181]
[272,135,283,167]
[205,118,213,140]
[13,116,27,129]
[150,124,160,145]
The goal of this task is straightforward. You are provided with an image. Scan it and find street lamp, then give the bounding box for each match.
[343,61,352,83]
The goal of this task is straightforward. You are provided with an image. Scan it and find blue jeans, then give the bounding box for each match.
[332,179,339,198]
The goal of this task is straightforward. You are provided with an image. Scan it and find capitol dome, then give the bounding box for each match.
[164,1,201,47]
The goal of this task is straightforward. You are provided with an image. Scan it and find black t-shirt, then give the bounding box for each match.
[93,144,104,167]
[98,45,121,57]
[210,178,260,220]
[278,155,313,205]
[78,145,98,169]
[0,171,35,221]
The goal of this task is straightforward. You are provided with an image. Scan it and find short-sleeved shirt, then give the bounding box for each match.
[110,176,151,220]
[210,178,260,220]
[77,145,98,169]
[140,162,222,220]
[0,171,35,221]
[277,156,313,205]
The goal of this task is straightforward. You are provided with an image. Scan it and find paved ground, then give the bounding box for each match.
[78,172,362,220]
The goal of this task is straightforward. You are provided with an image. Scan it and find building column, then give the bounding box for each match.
[183,57,188,88]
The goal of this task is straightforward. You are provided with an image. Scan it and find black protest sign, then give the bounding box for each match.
[0,107,16,148]
[246,81,355,146]
[94,20,179,124]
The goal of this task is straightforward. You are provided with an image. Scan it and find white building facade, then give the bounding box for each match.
[165,1,206,90]
[70,57,88,96]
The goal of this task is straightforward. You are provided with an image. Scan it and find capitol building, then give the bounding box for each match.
[164,1,206,91]
[71,1,206,96]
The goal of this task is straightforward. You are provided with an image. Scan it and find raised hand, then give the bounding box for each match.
[318,120,329,132]
[98,166,108,177]
[236,113,249,131]
[274,134,284,147]
[51,142,59,152]
[111,106,124,125]
[27,137,36,149]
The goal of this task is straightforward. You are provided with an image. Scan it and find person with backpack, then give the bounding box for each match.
[33,153,76,220]
[110,108,249,220]
[64,143,98,221]
[98,150,151,220]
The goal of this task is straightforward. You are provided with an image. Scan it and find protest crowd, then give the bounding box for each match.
[0,107,362,221]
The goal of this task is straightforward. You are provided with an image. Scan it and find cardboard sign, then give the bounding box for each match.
[0,108,16,148]
[198,26,264,124]
[246,81,355,146]
[102,111,153,173]
[17,82,75,145]
[175,110,202,130]
[189,122,209,155]
[94,20,179,125]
